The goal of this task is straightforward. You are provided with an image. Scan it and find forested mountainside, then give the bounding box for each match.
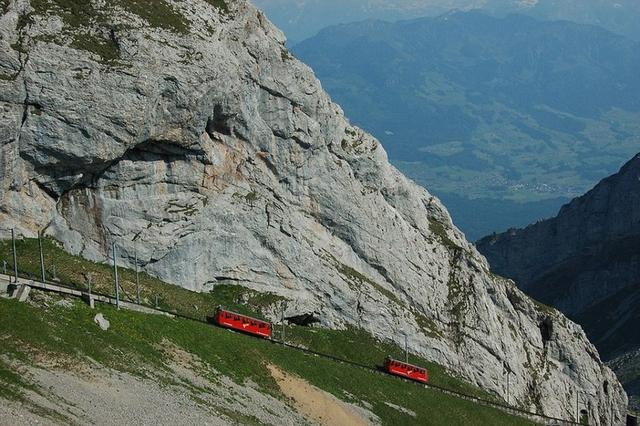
[292,11,640,239]
[477,154,640,411]
[0,0,628,422]
[254,0,640,43]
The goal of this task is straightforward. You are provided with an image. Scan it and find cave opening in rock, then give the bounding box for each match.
[206,105,233,136]
[285,313,321,327]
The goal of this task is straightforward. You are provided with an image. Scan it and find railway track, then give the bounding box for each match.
[0,273,591,425]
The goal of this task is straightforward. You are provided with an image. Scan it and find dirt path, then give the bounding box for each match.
[267,364,374,426]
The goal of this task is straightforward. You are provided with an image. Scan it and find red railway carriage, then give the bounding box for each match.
[384,357,429,383]
[215,308,272,339]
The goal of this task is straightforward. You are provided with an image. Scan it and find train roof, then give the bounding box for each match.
[386,357,427,371]
[216,307,270,323]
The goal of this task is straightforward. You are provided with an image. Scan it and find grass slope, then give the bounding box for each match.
[0,237,535,423]
[0,237,495,398]
[0,296,533,425]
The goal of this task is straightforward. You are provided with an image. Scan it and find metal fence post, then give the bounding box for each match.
[11,229,17,283]
[112,241,120,310]
[38,230,46,283]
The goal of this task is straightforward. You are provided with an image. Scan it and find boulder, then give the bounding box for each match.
[94,313,110,331]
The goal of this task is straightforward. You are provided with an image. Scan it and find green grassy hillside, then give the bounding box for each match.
[0,237,536,424]
[0,296,534,425]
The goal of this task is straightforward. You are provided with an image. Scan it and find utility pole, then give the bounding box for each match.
[135,242,140,304]
[38,230,45,283]
[112,241,120,310]
[576,390,579,422]
[405,335,409,363]
[281,305,286,343]
[506,370,510,406]
[11,229,18,283]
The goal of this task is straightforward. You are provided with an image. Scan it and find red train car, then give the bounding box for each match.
[384,357,429,383]
[215,308,272,339]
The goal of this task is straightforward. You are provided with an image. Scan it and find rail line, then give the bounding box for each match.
[1,273,589,425]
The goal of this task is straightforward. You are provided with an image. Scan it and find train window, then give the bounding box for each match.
[234,316,240,321]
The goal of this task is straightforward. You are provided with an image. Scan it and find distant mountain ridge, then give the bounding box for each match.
[254,0,640,43]
[292,11,640,239]
[477,153,640,410]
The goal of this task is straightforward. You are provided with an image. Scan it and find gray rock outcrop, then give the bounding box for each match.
[477,153,640,411]
[477,154,640,309]
[0,0,628,422]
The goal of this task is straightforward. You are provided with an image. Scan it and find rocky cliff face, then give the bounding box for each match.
[477,154,640,349]
[0,0,628,422]
[477,154,640,411]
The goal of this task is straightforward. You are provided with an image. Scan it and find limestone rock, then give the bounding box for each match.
[0,0,627,423]
[94,313,110,331]
[477,153,640,412]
